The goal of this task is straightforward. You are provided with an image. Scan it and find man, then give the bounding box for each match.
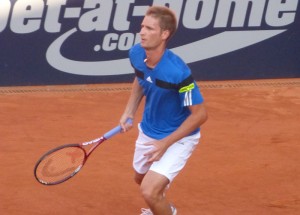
[120,6,208,215]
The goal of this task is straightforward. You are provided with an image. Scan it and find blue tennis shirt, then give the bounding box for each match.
[129,44,204,139]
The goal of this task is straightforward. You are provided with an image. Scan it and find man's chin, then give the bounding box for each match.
[140,43,147,48]
[141,44,152,51]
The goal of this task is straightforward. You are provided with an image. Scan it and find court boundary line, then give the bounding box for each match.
[0,78,299,94]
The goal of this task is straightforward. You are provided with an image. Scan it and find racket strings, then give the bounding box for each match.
[35,146,86,184]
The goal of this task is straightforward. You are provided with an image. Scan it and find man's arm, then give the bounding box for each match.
[164,103,207,143]
[120,77,144,131]
[144,103,208,162]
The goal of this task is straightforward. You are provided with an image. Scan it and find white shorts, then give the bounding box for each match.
[133,124,201,183]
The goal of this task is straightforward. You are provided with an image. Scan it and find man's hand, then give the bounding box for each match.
[120,117,133,132]
[143,140,169,163]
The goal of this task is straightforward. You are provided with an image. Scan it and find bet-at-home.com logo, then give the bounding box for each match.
[0,0,298,76]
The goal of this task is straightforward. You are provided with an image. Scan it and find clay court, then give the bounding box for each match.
[0,79,299,215]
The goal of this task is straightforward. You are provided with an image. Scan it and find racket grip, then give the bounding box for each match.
[103,118,133,139]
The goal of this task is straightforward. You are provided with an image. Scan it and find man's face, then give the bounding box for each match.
[139,15,167,50]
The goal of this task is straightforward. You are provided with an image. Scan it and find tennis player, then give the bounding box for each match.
[120,6,208,215]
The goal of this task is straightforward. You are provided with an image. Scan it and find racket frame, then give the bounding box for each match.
[34,119,132,185]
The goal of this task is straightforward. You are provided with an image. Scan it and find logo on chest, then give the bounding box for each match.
[146,76,153,83]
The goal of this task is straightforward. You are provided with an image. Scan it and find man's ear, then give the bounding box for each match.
[162,30,170,41]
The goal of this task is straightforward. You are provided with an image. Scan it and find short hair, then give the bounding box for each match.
[146,6,177,41]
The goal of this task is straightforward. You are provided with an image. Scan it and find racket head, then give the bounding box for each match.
[34,144,87,185]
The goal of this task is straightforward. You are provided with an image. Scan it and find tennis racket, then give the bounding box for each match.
[34,119,132,185]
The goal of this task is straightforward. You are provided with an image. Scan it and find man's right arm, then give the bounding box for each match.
[120,77,144,131]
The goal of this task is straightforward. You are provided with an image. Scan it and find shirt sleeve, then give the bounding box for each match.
[178,75,204,107]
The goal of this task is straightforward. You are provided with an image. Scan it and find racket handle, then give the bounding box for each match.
[103,118,133,139]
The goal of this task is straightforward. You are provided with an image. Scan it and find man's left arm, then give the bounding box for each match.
[144,103,208,163]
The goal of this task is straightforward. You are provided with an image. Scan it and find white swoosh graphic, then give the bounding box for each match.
[46,28,286,76]
[173,29,286,63]
[46,28,131,76]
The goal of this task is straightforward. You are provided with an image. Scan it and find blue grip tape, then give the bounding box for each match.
[103,118,133,139]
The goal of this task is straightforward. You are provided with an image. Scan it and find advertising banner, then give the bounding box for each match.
[0,0,299,86]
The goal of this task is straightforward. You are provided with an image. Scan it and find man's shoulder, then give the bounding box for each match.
[129,44,145,69]
[129,43,144,56]
[165,49,186,66]
[162,49,190,75]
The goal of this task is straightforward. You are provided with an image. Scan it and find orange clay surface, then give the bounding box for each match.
[0,79,299,215]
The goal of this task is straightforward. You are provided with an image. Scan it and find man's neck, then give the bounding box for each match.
[144,46,165,69]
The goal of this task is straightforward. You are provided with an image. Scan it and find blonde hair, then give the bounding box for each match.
[146,6,177,41]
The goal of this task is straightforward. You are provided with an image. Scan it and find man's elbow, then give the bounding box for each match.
[199,108,208,126]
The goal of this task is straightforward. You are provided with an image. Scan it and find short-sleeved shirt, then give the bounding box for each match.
[129,44,204,139]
